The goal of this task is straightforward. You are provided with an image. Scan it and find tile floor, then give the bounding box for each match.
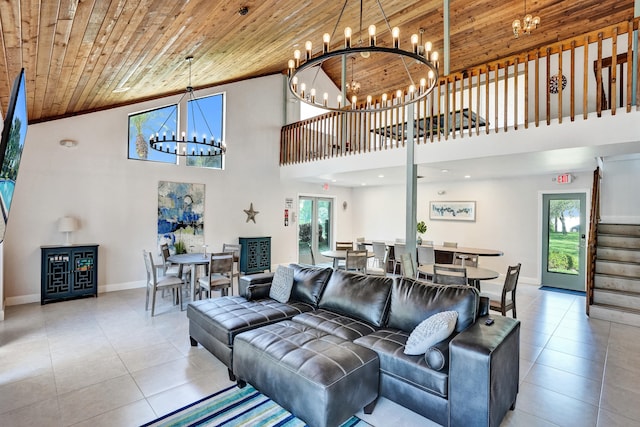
[1,281,640,426]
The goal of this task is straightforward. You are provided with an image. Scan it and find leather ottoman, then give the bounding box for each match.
[233,320,379,427]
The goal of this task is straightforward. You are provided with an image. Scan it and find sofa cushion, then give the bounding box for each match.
[269,265,295,303]
[288,264,333,306]
[317,269,393,327]
[292,309,378,341]
[187,297,315,346]
[354,329,448,398]
[386,278,478,333]
[404,311,458,355]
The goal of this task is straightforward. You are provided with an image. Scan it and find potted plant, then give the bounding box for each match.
[174,240,187,254]
[417,221,427,245]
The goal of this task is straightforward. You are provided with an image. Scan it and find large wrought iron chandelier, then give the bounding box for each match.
[286,0,440,113]
[149,56,226,157]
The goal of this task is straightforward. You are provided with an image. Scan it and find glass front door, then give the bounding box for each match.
[298,196,333,265]
[541,193,587,291]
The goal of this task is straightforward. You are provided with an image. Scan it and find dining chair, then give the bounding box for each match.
[433,264,468,286]
[483,263,521,318]
[453,252,479,268]
[367,241,388,276]
[160,243,180,276]
[198,252,234,299]
[399,253,416,278]
[143,250,186,316]
[443,241,458,248]
[336,241,354,250]
[393,243,408,275]
[416,245,435,280]
[345,249,368,274]
[422,240,434,246]
[222,243,242,295]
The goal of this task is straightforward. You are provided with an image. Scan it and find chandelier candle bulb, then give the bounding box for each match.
[344,27,352,48]
[323,33,330,53]
[305,41,312,60]
[351,95,357,108]
[425,41,432,57]
[337,94,342,108]
[323,92,328,107]
[366,95,372,107]
[411,34,419,54]
[310,88,316,103]
[300,83,306,99]
[431,51,439,69]
[294,50,301,67]
[368,25,376,46]
[392,27,400,48]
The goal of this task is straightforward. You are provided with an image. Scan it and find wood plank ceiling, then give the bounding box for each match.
[0,0,634,124]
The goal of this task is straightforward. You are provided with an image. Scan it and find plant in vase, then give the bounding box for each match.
[174,240,187,254]
[417,221,427,245]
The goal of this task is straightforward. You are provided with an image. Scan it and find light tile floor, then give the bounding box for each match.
[1,282,640,426]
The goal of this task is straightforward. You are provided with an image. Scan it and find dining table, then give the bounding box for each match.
[417,263,499,291]
[364,241,503,264]
[320,250,374,269]
[167,252,225,300]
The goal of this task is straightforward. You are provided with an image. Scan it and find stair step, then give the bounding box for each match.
[598,223,640,237]
[593,288,640,310]
[595,259,640,278]
[597,234,640,250]
[594,273,640,292]
[597,246,640,263]
[589,303,640,327]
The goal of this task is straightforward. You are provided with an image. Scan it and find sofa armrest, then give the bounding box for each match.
[239,272,275,300]
[449,315,520,427]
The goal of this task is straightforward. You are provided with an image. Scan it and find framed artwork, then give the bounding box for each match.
[157,181,205,252]
[429,201,476,221]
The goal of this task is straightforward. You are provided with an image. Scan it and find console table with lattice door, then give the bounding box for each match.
[238,237,271,274]
[41,244,99,304]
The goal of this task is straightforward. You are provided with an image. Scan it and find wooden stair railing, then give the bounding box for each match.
[586,166,601,315]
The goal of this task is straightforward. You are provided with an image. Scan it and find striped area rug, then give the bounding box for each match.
[141,384,371,427]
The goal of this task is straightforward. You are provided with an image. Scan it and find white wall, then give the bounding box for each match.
[600,156,640,223]
[2,74,353,305]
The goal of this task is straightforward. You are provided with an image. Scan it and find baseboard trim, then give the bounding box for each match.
[4,281,146,308]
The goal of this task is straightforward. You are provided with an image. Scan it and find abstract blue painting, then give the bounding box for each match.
[158,181,205,253]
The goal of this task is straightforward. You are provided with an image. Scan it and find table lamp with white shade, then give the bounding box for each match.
[58,216,78,246]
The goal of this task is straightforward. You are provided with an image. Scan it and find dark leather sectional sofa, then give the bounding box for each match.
[187,264,520,427]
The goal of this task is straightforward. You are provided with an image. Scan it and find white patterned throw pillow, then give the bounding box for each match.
[404,311,458,355]
[269,265,295,303]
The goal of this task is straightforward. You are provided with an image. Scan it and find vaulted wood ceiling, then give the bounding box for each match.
[0,0,634,124]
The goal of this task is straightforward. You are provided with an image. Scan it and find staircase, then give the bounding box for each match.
[589,223,640,326]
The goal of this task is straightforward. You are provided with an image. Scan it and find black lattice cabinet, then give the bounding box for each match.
[41,244,99,304]
[239,237,271,274]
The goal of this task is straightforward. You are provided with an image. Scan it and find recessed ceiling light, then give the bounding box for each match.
[332,179,337,182]
[464,175,471,179]
[378,174,384,178]
[361,183,367,186]
[441,169,449,173]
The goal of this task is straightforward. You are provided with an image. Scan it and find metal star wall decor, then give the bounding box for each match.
[244,203,259,223]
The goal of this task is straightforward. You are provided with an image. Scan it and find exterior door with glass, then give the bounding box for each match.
[541,192,587,291]
[298,196,333,265]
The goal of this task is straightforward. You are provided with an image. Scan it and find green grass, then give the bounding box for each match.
[548,231,579,274]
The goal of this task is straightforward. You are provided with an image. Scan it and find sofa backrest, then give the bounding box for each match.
[318,269,393,327]
[386,278,479,332]
[288,264,333,306]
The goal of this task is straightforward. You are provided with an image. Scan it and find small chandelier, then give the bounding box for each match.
[149,56,226,157]
[346,56,360,96]
[512,0,540,38]
[286,0,440,113]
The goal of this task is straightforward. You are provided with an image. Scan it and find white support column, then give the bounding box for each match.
[405,103,417,263]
